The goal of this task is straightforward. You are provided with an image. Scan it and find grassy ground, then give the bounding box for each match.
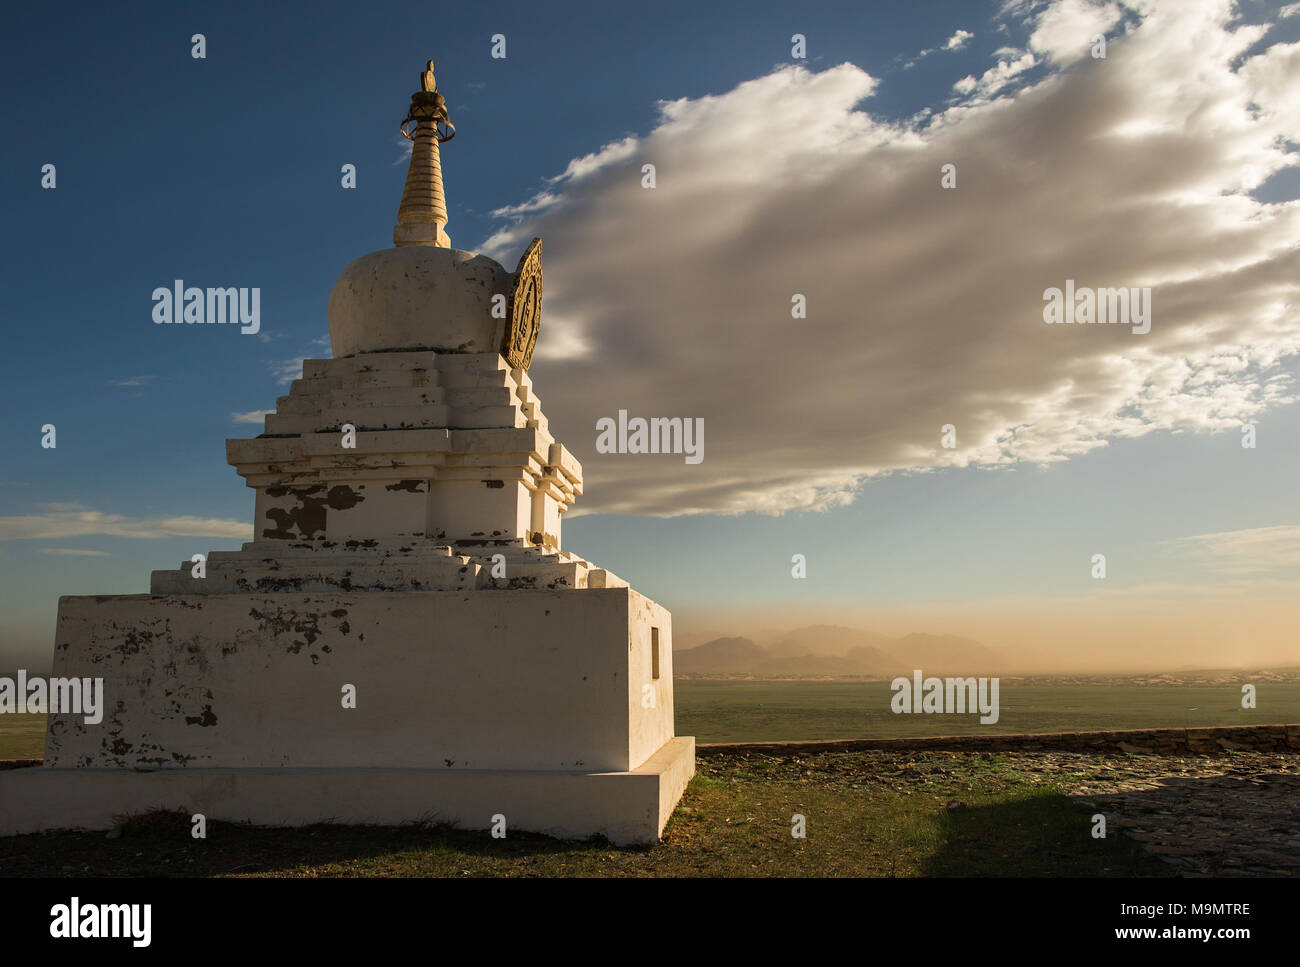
[0,715,45,760]
[0,750,1166,877]
[675,682,1300,743]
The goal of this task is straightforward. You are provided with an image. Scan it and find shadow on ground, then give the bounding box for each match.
[1069,772,1300,877]
[918,791,1165,877]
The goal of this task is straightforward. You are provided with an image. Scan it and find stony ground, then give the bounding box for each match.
[2,747,1294,876]
[1061,750,1300,876]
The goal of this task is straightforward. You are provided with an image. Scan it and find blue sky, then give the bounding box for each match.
[2,0,1299,670]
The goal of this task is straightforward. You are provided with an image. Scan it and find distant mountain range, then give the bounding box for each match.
[673,624,1002,679]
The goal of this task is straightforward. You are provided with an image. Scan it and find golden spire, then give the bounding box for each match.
[394,59,456,248]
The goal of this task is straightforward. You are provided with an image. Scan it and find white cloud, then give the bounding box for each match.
[392,134,413,166]
[488,139,641,223]
[271,336,328,385]
[953,48,1037,96]
[1170,525,1300,574]
[945,28,976,50]
[1028,0,1123,65]
[479,0,1300,518]
[272,359,304,384]
[905,27,976,66]
[39,548,112,557]
[0,505,252,541]
[231,410,271,425]
[555,136,640,184]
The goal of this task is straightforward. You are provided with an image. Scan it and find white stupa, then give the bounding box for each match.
[0,60,694,845]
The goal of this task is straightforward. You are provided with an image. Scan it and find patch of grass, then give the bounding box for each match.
[675,681,1300,743]
[0,715,46,760]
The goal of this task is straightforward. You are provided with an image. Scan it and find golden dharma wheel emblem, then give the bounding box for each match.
[504,238,542,370]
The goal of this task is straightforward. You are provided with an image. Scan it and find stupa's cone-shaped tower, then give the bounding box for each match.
[0,61,694,844]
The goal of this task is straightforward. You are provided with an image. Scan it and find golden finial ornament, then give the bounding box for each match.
[401,59,455,143]
[395,59,454,247]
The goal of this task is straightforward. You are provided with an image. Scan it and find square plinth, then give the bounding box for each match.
[46,588,677,774]
[6,586,694,844]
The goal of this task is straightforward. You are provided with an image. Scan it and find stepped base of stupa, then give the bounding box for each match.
[0,739,696,845]
[149,537,629,595]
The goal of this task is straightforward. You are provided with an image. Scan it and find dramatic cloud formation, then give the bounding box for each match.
[481,0,1300,518]
[0,505,252,540]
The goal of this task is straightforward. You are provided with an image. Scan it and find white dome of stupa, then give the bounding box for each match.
[328,245,509,357]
